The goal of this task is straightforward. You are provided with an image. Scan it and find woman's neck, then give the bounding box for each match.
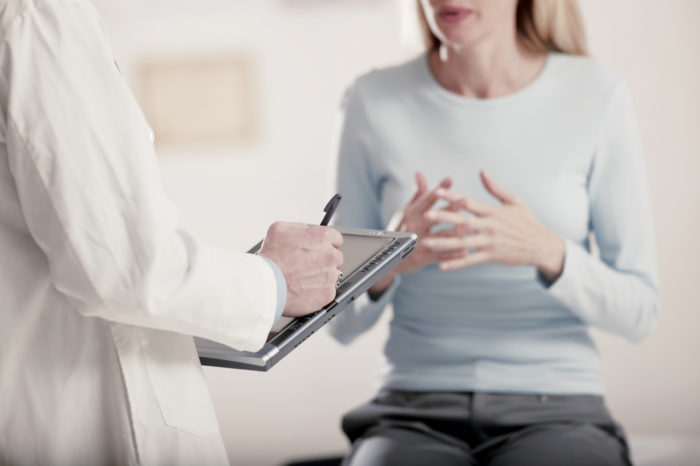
[429,31,547,99]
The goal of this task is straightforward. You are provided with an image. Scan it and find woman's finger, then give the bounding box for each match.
[408,171,429,204]
[434,188,495,216]
[429,225,474,237]
[435,248,469,261]
[416,248,469,265]
[424,209,487,230]
[411,176,454,215]
[423,234,492,251]
[438,250,491,271]
[481,170,520,205]
[439,176,453,190]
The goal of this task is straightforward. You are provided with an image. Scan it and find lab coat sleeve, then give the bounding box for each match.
[327,81,397,345]
[261,257,287,322]
[541,81,661,342]
[0,0,278,351]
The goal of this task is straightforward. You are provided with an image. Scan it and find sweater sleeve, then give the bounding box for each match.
[542,80,660,342]
[327,82,398,345]
[0,0,280,352]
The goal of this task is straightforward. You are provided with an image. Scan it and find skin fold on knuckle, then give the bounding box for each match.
[335,249,344,267]
[324,248,337,266]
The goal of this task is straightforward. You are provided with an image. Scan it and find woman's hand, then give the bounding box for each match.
[422,170,566,283]
[368,172,466,299]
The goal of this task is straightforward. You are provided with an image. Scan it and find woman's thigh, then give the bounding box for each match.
[484,422,630,466]
[342,421,474,466]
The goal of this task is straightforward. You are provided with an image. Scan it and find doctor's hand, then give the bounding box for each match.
[422,170,565,283]
[368,172,466,299]
[259,222,343,317]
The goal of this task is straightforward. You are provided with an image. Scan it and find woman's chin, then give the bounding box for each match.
[442,37,477,52]
[436,29,479,49]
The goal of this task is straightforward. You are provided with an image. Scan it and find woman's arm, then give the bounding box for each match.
[425,80,660,342]
[327,84,398,345]
[327,83,464,344]
[544,81,660,342]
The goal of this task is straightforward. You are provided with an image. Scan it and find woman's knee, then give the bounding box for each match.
[342,425,472,466]
[485,423,630,466]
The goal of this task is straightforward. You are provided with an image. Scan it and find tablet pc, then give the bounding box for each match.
[195,226,416,371]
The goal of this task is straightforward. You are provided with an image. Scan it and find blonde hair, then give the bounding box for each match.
[418,0,588,56]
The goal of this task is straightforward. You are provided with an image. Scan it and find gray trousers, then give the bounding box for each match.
[341,390,631,466]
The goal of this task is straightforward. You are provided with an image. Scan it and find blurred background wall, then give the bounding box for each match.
[91,0,700,464]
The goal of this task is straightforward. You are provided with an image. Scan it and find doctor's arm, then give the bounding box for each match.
[1,0,340,351]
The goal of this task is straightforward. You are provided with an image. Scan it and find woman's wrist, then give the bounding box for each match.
[535,230,566,284]
[368,272,396,301]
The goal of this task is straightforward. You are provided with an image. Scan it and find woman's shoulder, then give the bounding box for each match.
[546,53,626,96]
[347,54,427,101]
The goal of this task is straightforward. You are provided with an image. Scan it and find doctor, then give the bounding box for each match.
[0,0,342,464]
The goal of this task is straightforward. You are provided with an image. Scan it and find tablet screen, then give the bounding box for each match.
[338,233,393,279]
[268,233,393,337]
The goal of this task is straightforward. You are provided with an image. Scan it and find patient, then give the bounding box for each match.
[328,0,659,464]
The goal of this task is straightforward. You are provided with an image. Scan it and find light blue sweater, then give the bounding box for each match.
[328,53,660,395]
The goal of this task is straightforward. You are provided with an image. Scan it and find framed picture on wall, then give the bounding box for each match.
[138,54,257,147]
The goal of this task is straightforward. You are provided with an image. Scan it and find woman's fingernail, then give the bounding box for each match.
[425,211,436,219]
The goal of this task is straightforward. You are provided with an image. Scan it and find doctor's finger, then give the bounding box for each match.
[314,226,343,248]
[328,246,344,268]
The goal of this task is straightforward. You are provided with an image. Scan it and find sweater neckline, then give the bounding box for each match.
[419,52,555,107]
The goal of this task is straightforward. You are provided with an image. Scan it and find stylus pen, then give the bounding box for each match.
[320,194,342,226]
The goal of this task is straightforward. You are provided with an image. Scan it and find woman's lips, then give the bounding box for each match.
[437,6,473,23]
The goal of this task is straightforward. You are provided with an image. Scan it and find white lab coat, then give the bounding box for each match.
[0,0,279,464]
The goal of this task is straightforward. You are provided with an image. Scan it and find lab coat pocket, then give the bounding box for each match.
[140,329,220,439]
